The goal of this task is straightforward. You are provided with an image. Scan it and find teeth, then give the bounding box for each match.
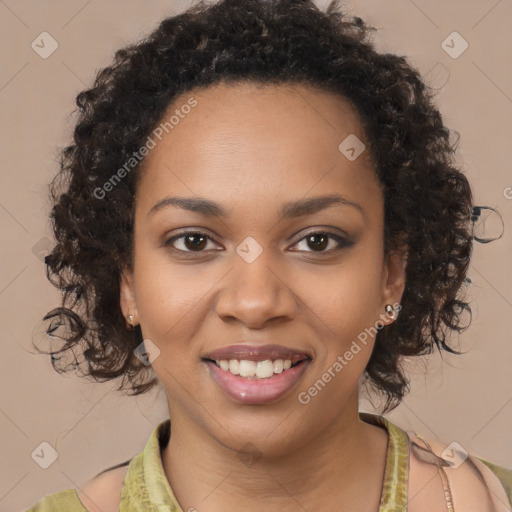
[239,360,256,377]
[256,360,274,379]
[228,359,239,375]
[273,360,284,373]
[214,358,297,379]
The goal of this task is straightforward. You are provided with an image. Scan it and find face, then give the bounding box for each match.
[120,82,406,456]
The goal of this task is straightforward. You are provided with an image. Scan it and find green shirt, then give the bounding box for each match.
[24,413,512,511]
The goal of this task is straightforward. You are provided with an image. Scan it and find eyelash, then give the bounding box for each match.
[163,229,352,256]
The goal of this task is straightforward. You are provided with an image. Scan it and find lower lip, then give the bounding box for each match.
[205,360,310,405]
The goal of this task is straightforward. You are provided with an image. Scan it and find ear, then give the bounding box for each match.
[379,245,408,324]
[119,266,138,324]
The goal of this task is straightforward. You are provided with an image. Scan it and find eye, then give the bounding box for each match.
[290,230,352,254]
[163,229,352,255]
[164,230,220,253]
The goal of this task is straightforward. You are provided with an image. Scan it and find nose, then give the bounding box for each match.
[214,248,297,329]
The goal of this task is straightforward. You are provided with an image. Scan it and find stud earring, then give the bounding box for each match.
[385,304,398,320]
[127,314,136,329]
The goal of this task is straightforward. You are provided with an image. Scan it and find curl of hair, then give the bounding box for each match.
[38,0,474,412]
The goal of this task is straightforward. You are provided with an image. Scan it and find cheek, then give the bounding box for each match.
[296,264,379,414]
[294,247,383,399]
[301,250,383,335]
[132,241,214,346]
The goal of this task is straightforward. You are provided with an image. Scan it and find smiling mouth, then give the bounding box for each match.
[203,357,308,379]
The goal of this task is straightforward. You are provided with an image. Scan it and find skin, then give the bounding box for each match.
[119,81,408,511]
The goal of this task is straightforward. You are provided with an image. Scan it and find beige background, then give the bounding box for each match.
[0,0,511,510]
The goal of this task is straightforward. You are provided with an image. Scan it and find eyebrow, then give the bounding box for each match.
[147,194,364,220]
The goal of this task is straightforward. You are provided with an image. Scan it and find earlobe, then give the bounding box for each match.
[389,248,407,290]
[381,247,408,320]
[119,267,138,324]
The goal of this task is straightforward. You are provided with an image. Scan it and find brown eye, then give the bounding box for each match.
[164,231,217,253]
[291,230,352,253]
[305,233,329,251]
[183,233,208,251]
[163,229,352,256]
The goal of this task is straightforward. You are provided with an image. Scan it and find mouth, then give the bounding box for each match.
[201,344,312,404]
[204,357,307,379]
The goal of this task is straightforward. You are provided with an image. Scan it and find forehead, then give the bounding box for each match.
[136,82,382,223]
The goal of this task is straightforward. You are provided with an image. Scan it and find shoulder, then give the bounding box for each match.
[24,489,90,512]
[406,429,511,512]
[76,464,130,512]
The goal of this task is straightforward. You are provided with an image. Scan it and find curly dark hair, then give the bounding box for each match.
[36,0,475,414]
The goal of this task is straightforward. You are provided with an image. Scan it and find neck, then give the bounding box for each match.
[162,393,388,512]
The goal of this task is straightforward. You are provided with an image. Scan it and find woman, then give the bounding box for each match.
[26,0,511,510]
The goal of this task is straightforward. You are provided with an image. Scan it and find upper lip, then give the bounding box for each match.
[202,344,312,363]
